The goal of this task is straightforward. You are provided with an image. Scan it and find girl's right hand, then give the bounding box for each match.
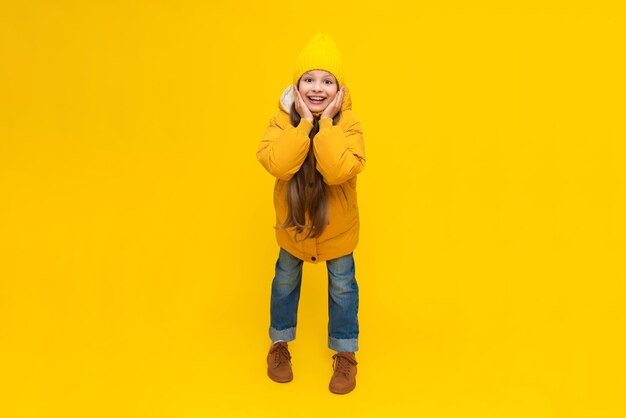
[293,85,314,124]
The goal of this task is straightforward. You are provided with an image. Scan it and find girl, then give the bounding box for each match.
[256,33,366,394]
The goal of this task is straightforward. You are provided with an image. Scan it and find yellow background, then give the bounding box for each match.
[1,1,625,417]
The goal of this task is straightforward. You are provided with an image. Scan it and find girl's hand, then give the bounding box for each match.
[293,85,314,124]
[321,85,345,120]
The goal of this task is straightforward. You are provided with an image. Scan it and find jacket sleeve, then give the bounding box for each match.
[256,113,314,181]
[312,111,366,185]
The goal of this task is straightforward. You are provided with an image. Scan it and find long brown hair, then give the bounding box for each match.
[275,103,342,241]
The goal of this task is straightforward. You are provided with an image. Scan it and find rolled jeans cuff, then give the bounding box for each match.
[270,326,296,343]
[329,336,358,352]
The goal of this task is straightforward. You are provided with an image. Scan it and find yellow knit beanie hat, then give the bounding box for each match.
[293,33,345,88]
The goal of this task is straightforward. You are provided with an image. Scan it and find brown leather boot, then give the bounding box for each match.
[329,352,358,394]
[267,342,293,383]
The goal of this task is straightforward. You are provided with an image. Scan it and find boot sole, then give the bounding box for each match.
[267,371,293,383]
[329,381,356,394]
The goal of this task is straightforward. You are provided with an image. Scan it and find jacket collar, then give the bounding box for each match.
[278,84,352,116]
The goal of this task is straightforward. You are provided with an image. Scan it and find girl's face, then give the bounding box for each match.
[297,70,339,113]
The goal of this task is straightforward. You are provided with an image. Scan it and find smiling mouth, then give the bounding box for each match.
[307,96,326,104]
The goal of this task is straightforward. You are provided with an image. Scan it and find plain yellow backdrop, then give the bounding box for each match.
[1,1,625,417]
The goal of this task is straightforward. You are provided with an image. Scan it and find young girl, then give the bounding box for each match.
[256,33,366,394]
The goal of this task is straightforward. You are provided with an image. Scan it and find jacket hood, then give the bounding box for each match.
[278,84,352,116]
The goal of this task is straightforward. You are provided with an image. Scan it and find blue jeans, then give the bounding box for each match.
[269,247,359,352]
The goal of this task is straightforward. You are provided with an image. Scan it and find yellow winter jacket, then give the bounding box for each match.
[257,84,366,263]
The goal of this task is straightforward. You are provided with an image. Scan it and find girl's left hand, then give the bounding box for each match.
[320,85,346,120]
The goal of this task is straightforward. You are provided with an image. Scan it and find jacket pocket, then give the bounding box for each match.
[338,184,350,211]
[274,179,287,208]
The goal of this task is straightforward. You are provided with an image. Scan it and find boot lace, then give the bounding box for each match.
[271,344,291,367]
[332,353,357,377]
